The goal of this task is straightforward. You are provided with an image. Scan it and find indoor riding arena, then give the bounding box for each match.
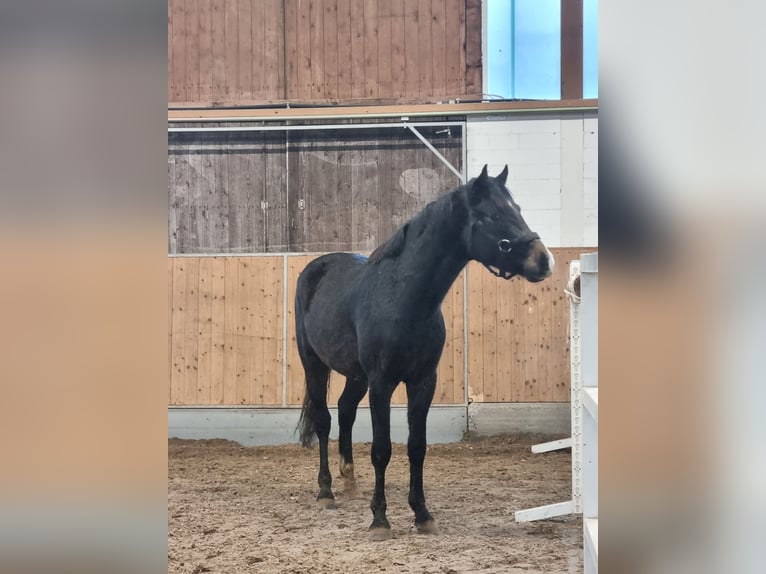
[168,1,598,572]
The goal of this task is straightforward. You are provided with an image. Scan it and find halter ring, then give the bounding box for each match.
[497,239,513,253]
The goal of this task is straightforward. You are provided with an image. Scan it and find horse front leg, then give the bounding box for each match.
[406,372,438,534]
[337,376,367,498]
[368,378,394,541]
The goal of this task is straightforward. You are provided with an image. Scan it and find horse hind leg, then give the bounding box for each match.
[298,354,335,509]
[337,376,367,499]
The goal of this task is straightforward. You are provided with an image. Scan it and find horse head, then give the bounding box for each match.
[462,165,554,282]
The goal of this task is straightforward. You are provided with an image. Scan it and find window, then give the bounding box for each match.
[486,0,598,100]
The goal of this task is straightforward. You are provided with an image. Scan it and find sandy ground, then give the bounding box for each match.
[168,435,582,574]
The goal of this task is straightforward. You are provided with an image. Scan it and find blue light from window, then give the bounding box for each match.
[486,0,561,100]
[583,0,598,98]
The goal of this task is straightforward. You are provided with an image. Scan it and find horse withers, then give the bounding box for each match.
[295,165,553,540]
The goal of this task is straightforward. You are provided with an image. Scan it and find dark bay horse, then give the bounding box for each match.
[295,165,554,540]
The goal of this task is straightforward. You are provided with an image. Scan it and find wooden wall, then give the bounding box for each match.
[168,248,592,407]
[168,0,482,105]
[168,124,463,254]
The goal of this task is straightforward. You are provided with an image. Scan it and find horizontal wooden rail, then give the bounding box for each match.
[168,99,598,123]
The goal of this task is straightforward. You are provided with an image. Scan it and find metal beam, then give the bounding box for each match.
[168,121,466,133]
[405,124,465,183]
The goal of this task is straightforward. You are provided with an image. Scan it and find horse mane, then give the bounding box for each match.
[368,188,460,264]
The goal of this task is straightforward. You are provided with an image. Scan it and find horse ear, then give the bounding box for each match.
[496,165,509,185]
[469,165,490,205]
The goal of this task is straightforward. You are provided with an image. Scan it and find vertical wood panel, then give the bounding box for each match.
[170,0,187,102]
[223,257,239,402]
[561,0,584,100]
[170,259,186,404]
[464,0,482,97]
[211,0,226,101]
[296,0,312,100]
[376,0,392,99]
[363,0,378,98]
[197,258,213,404]
[249,258,265,403]
[417,0,433,98]
[198,0,213,102]
[466,262,483,402]
[183,258,200,404]
[185,0,201,102]
[237,0,252,99]
[349,0,366,99]
[224,0,239,99]
[250,0,264,98]
[309,0,325,99]
[323,0,339,100]
[336,0,353,99]
[445,0,462,97]
[285,0,299,98]
[390,0,405,98]
[403,1,420,100]
[235,259,252,403]
[210,257,226,403]
[431,0,447,97]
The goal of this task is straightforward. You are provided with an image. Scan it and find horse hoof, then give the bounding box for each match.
[317,498,337,510]
[415,520,439,535]
[368,527,393,542]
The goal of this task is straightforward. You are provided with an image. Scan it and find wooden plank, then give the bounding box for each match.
[457,0,466,95]
[183,258,200,403]
[417,0,433,99]
[444,0,462,97]
[211,0,227,102]
[264,132,288,252]
[264,0,285,99]
[223,257,239,403]
[170,259,186,404]
[349,0,366,99]
[390,0,406,99]
[481,258,498,401]
[561,0,584,100]
[168,0,175,101]
[224,0,239,99]
[235,258,252,404]
[510,270,525,402]
[435,280,455,404]
[185,0,201,102]
[249,258,266,403]
[323,0,339,100]
[198,0,213,101]
[377,0,393,99]
[363,0,378,98]
[309,0,325,100]
[168,259,174,401]
[495,274,513,402]
[464,0,482,97]
[403,0,419,98]
[169,99,600,120]
[336,0,353,100]
[522,279,542,401]
[170,0,187,102]
[430,0,447,98]
[237,0,253,100]
[451,271,466,404]
[267,257,284,405]
[210,257,226,403]
[350,132,378,252]
[197,258,213,404]
[466,262,483,402]
[251,0,265,99]
[285,0,299,98]
[335,132,353,251]
[297,0,313,101]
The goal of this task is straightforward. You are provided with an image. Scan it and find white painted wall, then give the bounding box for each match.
[466,112,598,248]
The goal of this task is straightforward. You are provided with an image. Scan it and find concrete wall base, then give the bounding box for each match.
[168,403,570,446]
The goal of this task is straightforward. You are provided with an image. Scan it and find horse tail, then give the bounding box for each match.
[294,286,328,448]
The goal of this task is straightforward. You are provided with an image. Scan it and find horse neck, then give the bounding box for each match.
[391,205,468,316]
